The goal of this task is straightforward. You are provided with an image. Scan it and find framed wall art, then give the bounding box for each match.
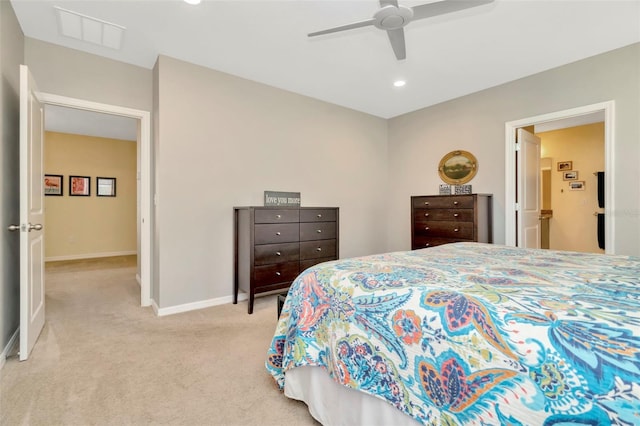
[97,177,116,197]
[562,171,578,181]
[438,150,478,185]
[44,174,63,196]
[557,161,573,171]
[69,175,90,196]
[569,181,585,191]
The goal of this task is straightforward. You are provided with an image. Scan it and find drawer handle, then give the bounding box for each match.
[316,229,322,233]
[317,214,322,218]
[453,201,459,205]
[276,232,281,236]
[276,214,282,219]
[316,247,322,252]
[275,251,281,256]
[453,213,459,217]
[454,228,460,232]
[424,227,430,231]
[424,202,429,205]
[424,213,430,217]
[276,271,281,276]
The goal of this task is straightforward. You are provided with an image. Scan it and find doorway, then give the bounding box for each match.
[505,101,614,254]
[39,93,152,306]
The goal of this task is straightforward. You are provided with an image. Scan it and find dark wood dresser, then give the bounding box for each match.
[233,206,339,313]
[411,194,492,250]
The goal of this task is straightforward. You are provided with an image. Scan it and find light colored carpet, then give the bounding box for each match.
[0,256,318,425]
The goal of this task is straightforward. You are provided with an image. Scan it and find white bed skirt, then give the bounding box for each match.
[284,366,421,426]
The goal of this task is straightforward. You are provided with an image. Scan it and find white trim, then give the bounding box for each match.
[45,251,137,262]
[0,328,19,371]
[505,101,615,253]
[38,93,152,306]
[154,294,249,317]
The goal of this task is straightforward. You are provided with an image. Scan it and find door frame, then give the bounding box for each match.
[40,93,152,306]
[504,101,614,254]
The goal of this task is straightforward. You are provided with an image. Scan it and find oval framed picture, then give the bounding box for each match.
[438,150,478,184]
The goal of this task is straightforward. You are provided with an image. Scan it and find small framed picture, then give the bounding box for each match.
[44,174,63,196]
[569,181,585,191]
[97,177,116,197]
[69,175,90,196]
[454,184,472,195]
[439,184,451,195]
[557,161,573,171]
[563,171,578,181]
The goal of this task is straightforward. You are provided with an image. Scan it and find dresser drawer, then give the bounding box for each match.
[413,209,473,222]
[414,221,474,239]
[412,195,474,209]
[300,222,336,241]
[300,209,337,222]
[300,257,335,271]
[254,242,300,265]
[254,223,299,244]
[254,209,299,224]
[413,237,467,249]
[254,261,300,287]
[300,239,337,260]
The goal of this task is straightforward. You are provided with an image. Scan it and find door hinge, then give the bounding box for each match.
[514,142,521,152]
[515,203,521,211]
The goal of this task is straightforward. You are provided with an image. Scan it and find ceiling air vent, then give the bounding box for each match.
[55,6,125,50]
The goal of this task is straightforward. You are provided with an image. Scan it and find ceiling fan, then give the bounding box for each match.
[308,0,494,60]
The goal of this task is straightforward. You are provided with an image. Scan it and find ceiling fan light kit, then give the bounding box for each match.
[308,0,494,60]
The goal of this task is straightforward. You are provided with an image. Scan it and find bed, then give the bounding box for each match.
[266,242,640,425]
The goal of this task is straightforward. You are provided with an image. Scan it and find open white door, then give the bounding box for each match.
[19,65,45,361]
[516,128,541,249]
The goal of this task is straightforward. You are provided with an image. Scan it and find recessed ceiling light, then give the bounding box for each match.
[393,80,406,87]
[184,0,201,4]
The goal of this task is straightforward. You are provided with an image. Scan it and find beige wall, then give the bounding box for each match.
[44,132,137,260]
[538,123,604,253]
[24,38,152,113]
[0,0,24,358]
[154,55,388,308]
[387,43,640,256]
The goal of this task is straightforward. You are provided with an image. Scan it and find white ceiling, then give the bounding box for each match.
[11,0,640,137]
[45,105,137,141]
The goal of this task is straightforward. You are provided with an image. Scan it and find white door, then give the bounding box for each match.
[516,128,541,249]
[19,65,45,361]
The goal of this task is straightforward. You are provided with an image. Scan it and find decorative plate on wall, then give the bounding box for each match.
[438,150,478,185]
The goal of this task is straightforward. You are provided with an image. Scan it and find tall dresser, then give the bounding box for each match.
[234,206,339,313]
[411,194,492,250]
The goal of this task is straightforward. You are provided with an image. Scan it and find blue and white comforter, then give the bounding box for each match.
[266,243,640,425]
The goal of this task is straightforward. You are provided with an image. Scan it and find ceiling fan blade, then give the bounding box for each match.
[379,0,399,7]
[411,0,494,21]
[386,28,406,60]
[308,18,376,37]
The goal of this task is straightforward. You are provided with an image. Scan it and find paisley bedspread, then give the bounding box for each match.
[266,243,640,425]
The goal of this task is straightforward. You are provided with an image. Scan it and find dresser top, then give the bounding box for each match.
[234,206,339,210]
[411,194,493,198]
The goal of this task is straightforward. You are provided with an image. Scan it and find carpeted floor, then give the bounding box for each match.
[0,256,318,425]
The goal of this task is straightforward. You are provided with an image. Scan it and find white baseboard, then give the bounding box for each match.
[0,328,19,372]
[153,293,248,317]
[45,250,137,262]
